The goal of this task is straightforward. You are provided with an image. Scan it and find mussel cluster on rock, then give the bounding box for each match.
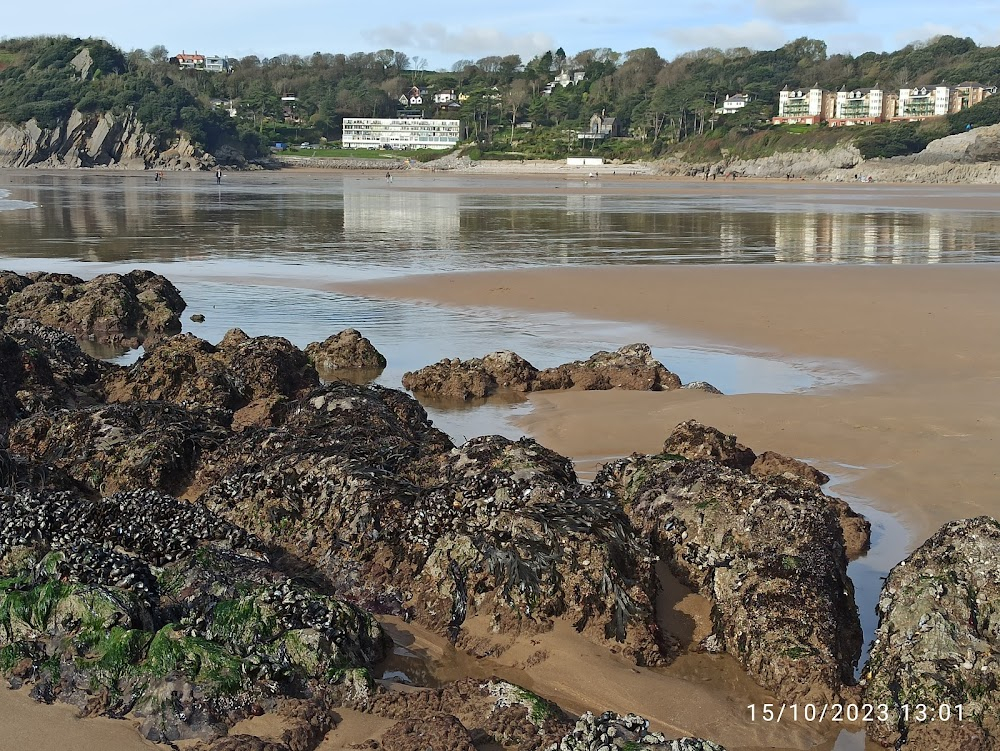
[1,272,996,751]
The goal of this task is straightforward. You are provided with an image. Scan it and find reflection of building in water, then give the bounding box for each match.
[719,211,747,258]
[343,190,459,250]
[564,193,603,234]
[772,211,975,263]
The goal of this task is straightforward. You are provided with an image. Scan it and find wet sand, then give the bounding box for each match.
[340,263,1000,543]
[0,687,160,751]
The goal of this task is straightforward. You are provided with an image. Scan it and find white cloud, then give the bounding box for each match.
[663,20,788,52]
[755,0,855,23]
[363,23,555,59]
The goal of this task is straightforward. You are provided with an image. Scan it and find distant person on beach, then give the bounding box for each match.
[154,172,159,182]
[216,168,222,185]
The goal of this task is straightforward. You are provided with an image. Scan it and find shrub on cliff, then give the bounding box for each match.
[854,122,937,159]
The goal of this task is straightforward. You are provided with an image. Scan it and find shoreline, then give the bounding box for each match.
[334,263,1000,543]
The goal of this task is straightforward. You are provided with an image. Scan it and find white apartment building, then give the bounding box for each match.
[829,87,885,126]
[343,118,460,150]
[773,85,826,125]
[896,85,951,119]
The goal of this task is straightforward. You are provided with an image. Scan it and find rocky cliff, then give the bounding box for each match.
[0,109,215,170]
[822,123,1000,184]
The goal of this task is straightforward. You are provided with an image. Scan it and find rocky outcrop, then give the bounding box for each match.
[402,350,539,399]
[103,329,319,428]
[304,329,387,380]
[750,450,830,486]
[7,402,231,495]
[547,711,726,750]
[381,714,477,751]
[597,453,863,704]
[909,123,1000,165]
[681,381,723,394]
[663,419,756,471]
[0,110,214,170]
[0,487,389,744]
[197,387,664,663]
[727,145,863,179]
[863,516,1000,750]
[0,270,185,344]
[403,344,681,400]
[662,421,869,558]
[0,318,110,433]
[537,344,682,392]
[822,125,1000,184]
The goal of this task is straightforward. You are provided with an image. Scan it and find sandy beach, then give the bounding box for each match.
[340,263,1000,543]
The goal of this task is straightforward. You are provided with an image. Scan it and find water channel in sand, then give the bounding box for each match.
[0,171,964,750]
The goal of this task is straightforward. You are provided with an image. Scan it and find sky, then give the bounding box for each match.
[3,0,999,69]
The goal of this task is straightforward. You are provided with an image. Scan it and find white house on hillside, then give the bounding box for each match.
[543,69,586,96]
[434,90,456,104]
[720,94,749,114]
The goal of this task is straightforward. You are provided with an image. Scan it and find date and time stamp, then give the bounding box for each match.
[747,703,965,724]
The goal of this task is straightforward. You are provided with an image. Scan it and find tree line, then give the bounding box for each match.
[1,34,998,160]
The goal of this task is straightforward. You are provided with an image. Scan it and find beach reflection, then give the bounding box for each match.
[773,210,974,263]
[1,172,998,271]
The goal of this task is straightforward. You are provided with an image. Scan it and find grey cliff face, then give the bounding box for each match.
[0,109,215,170]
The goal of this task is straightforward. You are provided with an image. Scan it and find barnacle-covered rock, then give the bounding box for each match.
[381,714,476,751]
[663,421,869,559]
[0,270,185,343]
[198,382,663,663]
[103,330,318,428]
[863,517,1000,750]
[546,710,727,750]
[662,419,756,471]
[7,402,232,495]
[596,453,862,704]
[750,450,830,486]
[305,328,387,380]
[402,350,538,400]
[365,678,570,751]
[536,343,681,392]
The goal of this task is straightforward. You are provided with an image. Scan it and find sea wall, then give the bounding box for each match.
[273,155,408,169]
